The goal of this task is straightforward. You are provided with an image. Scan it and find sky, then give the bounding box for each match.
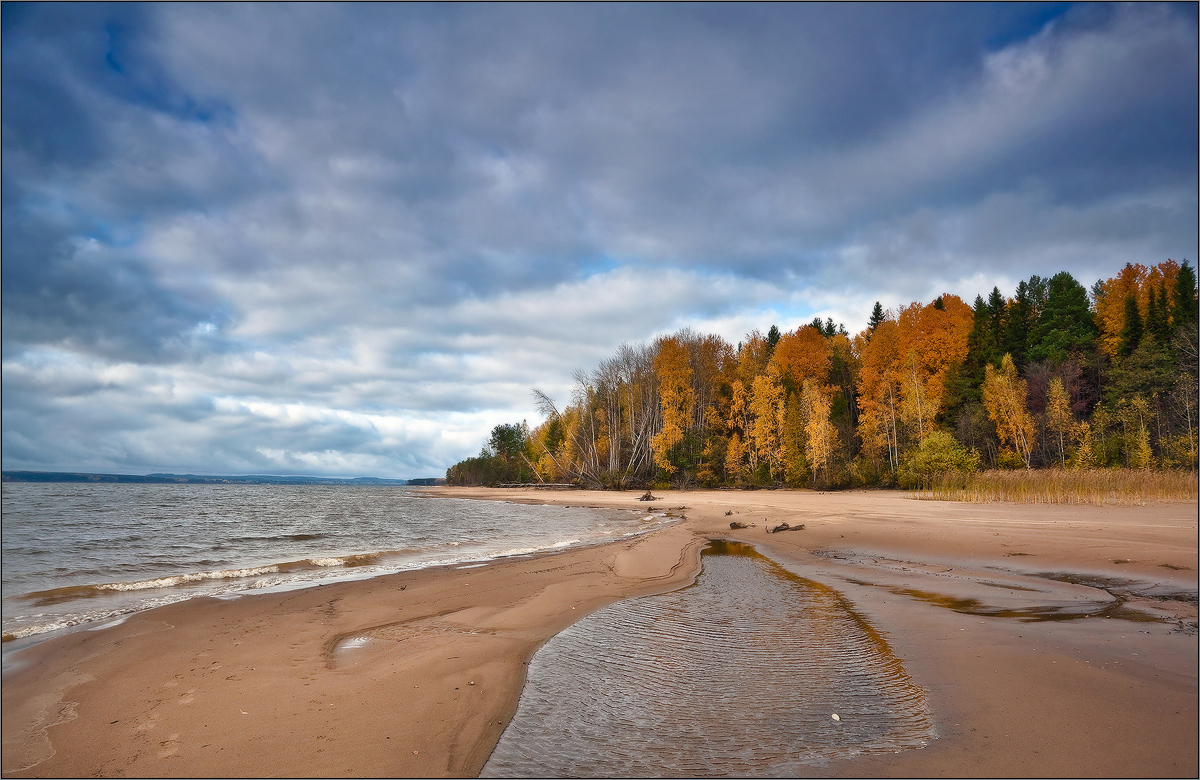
[3,2,1197,479]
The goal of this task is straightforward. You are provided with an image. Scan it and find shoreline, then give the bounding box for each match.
[3,487,1197,777]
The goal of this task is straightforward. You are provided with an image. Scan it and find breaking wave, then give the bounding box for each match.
[20,552,393,605]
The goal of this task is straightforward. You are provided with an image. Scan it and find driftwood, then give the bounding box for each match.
[638,491,660,501]
[729,521,756,529]
[724,510,733,516]
[766,522,805,533]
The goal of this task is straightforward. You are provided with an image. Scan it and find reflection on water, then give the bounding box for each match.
[481,540,933,778]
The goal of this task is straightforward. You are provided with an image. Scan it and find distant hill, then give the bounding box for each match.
[1,471,444,486]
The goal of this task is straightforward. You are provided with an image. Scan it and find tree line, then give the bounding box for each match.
[447,260,1198,489]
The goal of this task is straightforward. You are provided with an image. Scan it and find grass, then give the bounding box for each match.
[909,468,1198,506]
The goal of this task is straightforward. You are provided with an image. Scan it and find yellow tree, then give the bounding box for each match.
[1073,421,1099,469]
[900,351,936,440]
[749,364,786,479]
[1044,376,1076,466]
[724,431,748,480]
[1093,263,1149,359]
[769,325,831,389]
[782,392,808,484]
[801,379,838,482]
[854,319,902,469]
[1094,260,1182,358]
[651,336,694,474]
[982,353,1034,468]
[735,330,772,386]
[724,379,754,478]
[896,295,972,430]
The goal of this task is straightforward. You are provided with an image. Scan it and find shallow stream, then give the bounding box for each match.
[481,540,934,777]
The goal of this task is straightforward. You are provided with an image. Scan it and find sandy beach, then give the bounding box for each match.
[3,487,1197,778]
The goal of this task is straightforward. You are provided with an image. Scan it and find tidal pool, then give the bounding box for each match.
[481,540,933,777]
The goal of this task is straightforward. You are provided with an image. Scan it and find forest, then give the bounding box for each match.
[447,260,1198,491]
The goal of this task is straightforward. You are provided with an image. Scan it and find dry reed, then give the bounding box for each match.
[909,468,1198,506]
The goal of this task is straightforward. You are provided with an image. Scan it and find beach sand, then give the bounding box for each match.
[3,488,1196,778]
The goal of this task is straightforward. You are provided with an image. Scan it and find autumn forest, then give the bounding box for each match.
[448,260,1199,490]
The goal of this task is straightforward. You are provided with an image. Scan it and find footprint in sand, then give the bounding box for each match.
[157,733,181,758]
[178,691,195,705]
[133,713,159,733]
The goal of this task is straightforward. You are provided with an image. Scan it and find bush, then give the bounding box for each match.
[996,450,1026,470]
[897,431,981,489]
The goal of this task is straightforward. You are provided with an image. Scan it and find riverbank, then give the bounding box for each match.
[3,488,1196,777]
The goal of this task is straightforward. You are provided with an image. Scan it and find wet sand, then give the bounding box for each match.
[3,488,1196,777]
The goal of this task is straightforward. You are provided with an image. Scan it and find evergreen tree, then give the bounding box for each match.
[1118,293,1143,358]
[1146,284,1171,345]
[1172,259,1198,331]
[1105,340,1174,407]
[952,295,995,403]
[1155,280,1172,343]
[1028,271,1098,364]
[766,325,781,356]
[867,301,886,335]
[808,317,840,338]
[1002,281,1036,367]
[987,286,1007,357]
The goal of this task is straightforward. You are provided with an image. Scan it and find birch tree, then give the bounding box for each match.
[982,353,1034,468]
[651,335,694,475]
[1044,376,1075,466]
[801,379,837,483]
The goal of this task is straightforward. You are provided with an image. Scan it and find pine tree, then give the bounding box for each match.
[1003,280,1038,367]
[766,325,781,354]
[1118,293,1143,358]
[1173,259,1198,331]
[987,286,1007,359]
[945,294,993,415]
[867,302,886,335]
[1028,271,1097,364]
[1146,283,1171,344]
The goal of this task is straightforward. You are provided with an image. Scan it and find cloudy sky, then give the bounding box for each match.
[3,3,1196,479]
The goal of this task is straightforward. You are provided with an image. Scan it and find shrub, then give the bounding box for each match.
[897,431,981,490]
[996,450,1026,470]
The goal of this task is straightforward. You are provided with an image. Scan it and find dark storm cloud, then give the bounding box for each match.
[2,2,1196,476]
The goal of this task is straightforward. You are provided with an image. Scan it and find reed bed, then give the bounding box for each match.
[910,468,1199,506]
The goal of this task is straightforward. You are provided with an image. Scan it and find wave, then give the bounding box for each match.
[3,594,194,643]
[19,551,395,606]
[232,532,327,543]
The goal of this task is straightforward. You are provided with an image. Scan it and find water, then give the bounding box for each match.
[1,483,670,647]
[482,540,934,777]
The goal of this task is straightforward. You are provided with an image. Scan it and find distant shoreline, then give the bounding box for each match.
[1,470,443,486]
